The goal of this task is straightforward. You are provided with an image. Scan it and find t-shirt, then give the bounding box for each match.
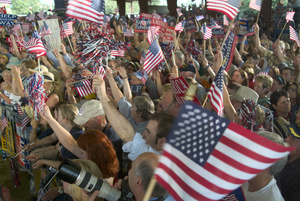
[242,178,284,201]
[122,132,161,161]
[60,127,84,159]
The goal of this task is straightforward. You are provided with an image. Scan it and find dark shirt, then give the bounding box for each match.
[279,157,300,201]
[60,127,84,159]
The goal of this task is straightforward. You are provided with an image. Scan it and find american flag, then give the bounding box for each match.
[148,26,160,45]
[249,0,262,11]
[22,113,30,132]
[286,11,295,22]
[1,113,8,131]
[155,102,293,201]
[63,21,74,36]
[123,27,134,37]
[201,24,212,40]
[26,14,35,21]
[143,39,164,74]
[176,8,183,17]
[16,104,23,116]
[289,25,300,47]
[41,21,52,36]
[0,6,7,13]
[175,21,185,33]
[140,50,146,64]
[67,0,105,24]
[223,15,229,26]
[253,66,271,82]
[210,19,222,29]
[37,10,45,20]
[140,17,146,26]
[208,66,224,116]
[75,79,93,97]
[207,0,241,20]
[111,49,124,57]
[0,0,11,4]
[11,24,21,31]
[23,31,47,59]
[196,15,204,21]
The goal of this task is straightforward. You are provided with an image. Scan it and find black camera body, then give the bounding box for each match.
[57,159,133,201]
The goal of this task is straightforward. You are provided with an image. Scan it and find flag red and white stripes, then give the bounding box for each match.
[24,38,47,59]
[286,11,295,22]
[208,66,224,116]
[289,25,300,47]
[143,39,164,74]
[207,0,241,20]
[75,80,93,97]
[148,26,160,45]
[175,21,184,32]
[1,114,8,131]
[111,49,124,57]
[66,0,105,24]
[155,102,293,201]
[249,0,262,11]
[63,21,74,36]
[223,15,229,26]
[0,0,11,4]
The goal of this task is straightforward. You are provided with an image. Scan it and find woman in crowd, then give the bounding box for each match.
[270,90,292,122]
[0,70,13,105]
[286,82,300,124]
[231,69,249,87]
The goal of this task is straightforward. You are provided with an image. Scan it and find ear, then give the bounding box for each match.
[272,103,277,110]
[95,116,102,123]
[136,176,143,187]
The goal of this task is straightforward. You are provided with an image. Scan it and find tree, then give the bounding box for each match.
[9,0,51,15]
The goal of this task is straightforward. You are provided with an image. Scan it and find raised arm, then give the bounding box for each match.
[53,48,72,79]
[118,67,132,102]
[40,105,86,159]
[93,74,135,143]
[10,65,24,97]
[239,35,249,56]
[254,23,267,55]
[105,67,124,103]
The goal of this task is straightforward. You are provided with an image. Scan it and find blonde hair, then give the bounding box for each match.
[68,159,103,201]
[59,104,79,127]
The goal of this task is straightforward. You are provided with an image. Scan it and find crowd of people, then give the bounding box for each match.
[0,3,300,201]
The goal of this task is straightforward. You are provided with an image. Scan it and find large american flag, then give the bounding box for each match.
[148,26,160,45]
[63,21,74,36]
[75,79,93,97]
[289,25,300,47]
[207,0,241,20]
[155,102,293,201]
[208,67,224,116]
[201,24,212,40]
[143,39,164,74]
[175,21,185,33]
[23,31,47,59]
[249,0,262,11]
[66,0,105,24]
[0,0,11,4]
[286,11,295,22]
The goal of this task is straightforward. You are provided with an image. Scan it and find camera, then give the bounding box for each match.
[57,159,133,201]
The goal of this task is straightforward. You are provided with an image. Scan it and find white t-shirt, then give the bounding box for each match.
[242,177,284,201]
[122,132,161,161]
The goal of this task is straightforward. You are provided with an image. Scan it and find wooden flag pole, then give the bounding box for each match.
[75,21,82,33]
[220,17,236,51]
[61,20,75,53]
[171,50,176,66]
[203,22,207,59]
[278,21,288,40]
[142,176,157,201]
[256,11,260,24]
[38,57,41,72]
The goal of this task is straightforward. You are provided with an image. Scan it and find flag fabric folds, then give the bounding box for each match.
[143,39,164,74]
[208,67,224,116]
[41,21,52,36]
[249,0,262,11]
[63,21,74,36]
[66,0,105,24]
[207,0,241,20]
[175,21,185,33]
[286,11,295,22]
[201,24,212,40]
[155,102,293,201]
[148,26,160,45]
[111,49,125,57]
[289,25,300,47]
[75,80,93,97]
[1,113,8,131]
[23,31,46,59]
[0,0,11,4]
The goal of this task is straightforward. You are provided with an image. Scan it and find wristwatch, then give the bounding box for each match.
[58,186,63,194]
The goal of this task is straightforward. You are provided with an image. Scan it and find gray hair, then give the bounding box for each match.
[174,51,184,63]
[256,131,288,175]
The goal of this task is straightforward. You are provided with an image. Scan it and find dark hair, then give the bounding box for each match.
[233,69,249,87]
[270,90,289,112]
[246,53,258,60]
[22,60,37,70]
[150,113,175,144]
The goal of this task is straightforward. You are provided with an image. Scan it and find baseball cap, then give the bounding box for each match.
[179,63,196,74]
[286,123,300,139]
[73,100,105,125]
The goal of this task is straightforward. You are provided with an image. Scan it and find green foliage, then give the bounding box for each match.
[105,0,140,15]
[9,0,52,15]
